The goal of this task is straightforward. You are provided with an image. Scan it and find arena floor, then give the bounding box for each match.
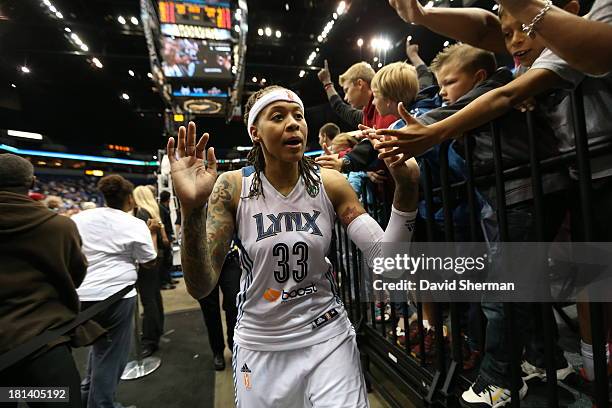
[69,279,390,408]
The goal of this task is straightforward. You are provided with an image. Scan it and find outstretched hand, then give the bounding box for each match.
[388,0,426,24]
[368,102,443,165]
[166,121,218,213]
[315,143,343,171]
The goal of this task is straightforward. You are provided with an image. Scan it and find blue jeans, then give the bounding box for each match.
[479,193,568,388]
[81,297,135,408]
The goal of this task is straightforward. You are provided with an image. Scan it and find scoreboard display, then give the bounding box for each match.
[158,1,231,30]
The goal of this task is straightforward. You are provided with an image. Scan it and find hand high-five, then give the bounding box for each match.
[368,102,443,166]
[166,121,218,213]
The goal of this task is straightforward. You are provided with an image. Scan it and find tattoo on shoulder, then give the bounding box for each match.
[339,205,366,227]
[209,174,235,207]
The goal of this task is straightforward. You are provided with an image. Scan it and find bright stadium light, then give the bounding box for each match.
[117,15,126,24]
[20,66,30,74]
[130,16,139,25]
[357,38,363,47]
[8,130,43,140]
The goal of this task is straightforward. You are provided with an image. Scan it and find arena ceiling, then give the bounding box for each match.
[0,0,499,156]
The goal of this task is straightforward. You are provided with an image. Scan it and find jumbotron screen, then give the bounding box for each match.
[161,37,232,80]
[158,0,231,30]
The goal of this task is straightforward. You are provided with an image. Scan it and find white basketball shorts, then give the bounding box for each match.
[232,329,369,408]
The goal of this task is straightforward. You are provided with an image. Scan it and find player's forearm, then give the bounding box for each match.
[392,178,419,213]
[181,206,218,299]
[420,7,507,54]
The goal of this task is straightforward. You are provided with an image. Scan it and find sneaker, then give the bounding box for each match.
[461,375,527,408]
[213,352,225,371]
[521,360,575,381]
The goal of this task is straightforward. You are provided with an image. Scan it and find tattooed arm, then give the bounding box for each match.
[321,168,367,228]
[182,171,239,300]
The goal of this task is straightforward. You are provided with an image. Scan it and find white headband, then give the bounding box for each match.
[247,89,305,140]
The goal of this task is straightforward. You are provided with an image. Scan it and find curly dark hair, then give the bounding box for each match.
[98,175,134,209]
[243,86,320,198]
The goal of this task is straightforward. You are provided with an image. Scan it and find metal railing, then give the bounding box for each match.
[332,87,612,408]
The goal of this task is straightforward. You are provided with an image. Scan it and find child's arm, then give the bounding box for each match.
[371,68,563,163]
[389,0,508,54]
[497,0,612,75]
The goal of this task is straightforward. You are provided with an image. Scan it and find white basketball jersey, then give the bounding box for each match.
[233,166,352,351]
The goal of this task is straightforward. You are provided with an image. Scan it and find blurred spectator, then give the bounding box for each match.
[0,153,103,408]
[133,185,168,358]
[318,123,341,150]
[158,190,177,289]
[81,202,97,211]
[44,195,64,212]
[72,175,157,408]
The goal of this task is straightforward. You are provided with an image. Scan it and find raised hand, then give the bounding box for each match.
[369,102,444,164]
[317,59,332,84]
[406,38,419,59]
[166,121,218,213]
[388,0,426,24]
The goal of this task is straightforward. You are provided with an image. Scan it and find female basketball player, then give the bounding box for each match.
[167,85,419,407]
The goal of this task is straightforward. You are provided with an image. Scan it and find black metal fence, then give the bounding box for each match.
[330,87,611,408]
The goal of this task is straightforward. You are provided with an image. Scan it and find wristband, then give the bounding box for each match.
[324,82,334,89]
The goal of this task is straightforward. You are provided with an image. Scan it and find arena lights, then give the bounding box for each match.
[7,130,44,140]
[147,72,153,79]
[0,144,158,166]
[275,30,281,38]
[64,27,71,32]
[264,27,272,37]
[121,93,130,100]
[80,44,89,52]
[11,83,16,88]
[370,37,392,51]
[128,69,135,77]
[252,76,258,82]
[301,1,348,80]
[117,16,127,25]
[443,40,450,47]
[373,56,378,62]
[257,28,264,36]
[357,38,363,47]
[261,78,267,84]
[492,4,499,10]
[20,66,31,74]
[130,16,139,25]
[56,12,63,19]
[92,57,103,68]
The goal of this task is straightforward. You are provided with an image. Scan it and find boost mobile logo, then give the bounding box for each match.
[281,283,317,302]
